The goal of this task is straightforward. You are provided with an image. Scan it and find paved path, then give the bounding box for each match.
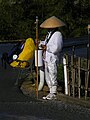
[0,61,90,120]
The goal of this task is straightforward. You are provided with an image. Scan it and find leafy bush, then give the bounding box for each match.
[57,64,64,82]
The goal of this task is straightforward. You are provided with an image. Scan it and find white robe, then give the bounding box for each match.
[40,31,63,94]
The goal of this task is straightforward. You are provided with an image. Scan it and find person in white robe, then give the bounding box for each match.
[39,16,65,100]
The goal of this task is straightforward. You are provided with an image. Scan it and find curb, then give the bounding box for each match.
[20,81,90,108]
[57,93,90,108]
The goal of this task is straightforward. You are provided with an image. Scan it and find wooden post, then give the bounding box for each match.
[85,25,90,100]
[35,16,39,99]
[71,55,75,97]
[78,57,81,99]
[85,60,90,100]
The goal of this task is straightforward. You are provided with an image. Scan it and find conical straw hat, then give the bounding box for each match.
[40,16,65,28]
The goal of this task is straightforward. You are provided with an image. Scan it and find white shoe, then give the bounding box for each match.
[43,93,57,100]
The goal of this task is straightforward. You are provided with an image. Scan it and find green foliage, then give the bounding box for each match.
[57,64,64,82]
[0,0,89,40]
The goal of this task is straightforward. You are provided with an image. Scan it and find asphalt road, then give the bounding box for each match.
[0,60,90,120]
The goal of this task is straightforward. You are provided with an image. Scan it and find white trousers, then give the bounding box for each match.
[45,61,57,94]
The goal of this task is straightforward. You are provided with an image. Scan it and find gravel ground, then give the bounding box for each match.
[0,61,90,120]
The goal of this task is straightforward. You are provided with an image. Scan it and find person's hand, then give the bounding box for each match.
[41,45,47,51]
[35,39,40,45]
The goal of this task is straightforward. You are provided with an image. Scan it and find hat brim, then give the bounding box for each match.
[40,16,65,28]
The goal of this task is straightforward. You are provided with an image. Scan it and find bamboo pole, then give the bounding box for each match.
[35,16,39,99]
[85,60,90,100]
[71,55,75,97]
[78,57,81,99]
